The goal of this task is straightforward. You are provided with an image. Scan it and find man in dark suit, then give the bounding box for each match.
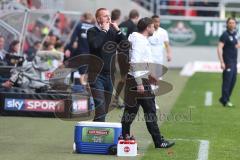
[87,8,126,122]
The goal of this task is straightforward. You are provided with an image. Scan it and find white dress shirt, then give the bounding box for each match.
[128,32,154,84]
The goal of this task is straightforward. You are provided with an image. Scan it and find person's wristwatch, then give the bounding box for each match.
[116,30,122,35]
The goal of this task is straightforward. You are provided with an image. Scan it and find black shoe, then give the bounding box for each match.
[219,98,226,106]
[155,137,175,148]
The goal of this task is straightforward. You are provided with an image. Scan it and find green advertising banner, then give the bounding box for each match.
[82,127,114,144]
[160,19,240,46]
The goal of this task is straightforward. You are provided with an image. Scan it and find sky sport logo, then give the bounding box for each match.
[4,98,24,111]
[25,100,64,112]
[4,99,64,112]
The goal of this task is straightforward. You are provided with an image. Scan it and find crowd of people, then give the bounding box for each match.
[9,0,220,17]
[0,7,172,107]
[1,3,239,151]
[0,6,178,150]
[0,9,140,85]
[135,0,219,17]
[0,6,172,136]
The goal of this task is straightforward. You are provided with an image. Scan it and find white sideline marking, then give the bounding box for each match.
[197,140,209,160]
[171,138,209,160]
[205,91,213,107]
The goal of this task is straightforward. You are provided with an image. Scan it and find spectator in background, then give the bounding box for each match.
[168,0,185,16]
[54,14,66,33]
[68,12,95,56]
[48,32,58,47]
[26,41,41,61]
[111,9,128,109]
[24,22,42,52]
[160,0,168,15]
[196,0,219,17]
[5,40,23,66]
[119,9,139,38]
[55,14,72,42]
[55,41,65,53]
[1,49,64,90]
[44,33,64,52]
[111,9,121,25]
[66,12,95,86]
[41,41,64,71]
[8,40,20,55]
[43,41,56,51]
[185,0,197,17]
[0,36,7,66]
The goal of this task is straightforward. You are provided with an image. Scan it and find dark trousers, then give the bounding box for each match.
[220,63,237,104]
[121,75,162,147]
[90,74,113,122]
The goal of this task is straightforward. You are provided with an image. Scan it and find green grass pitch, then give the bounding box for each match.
[1,71,239,160]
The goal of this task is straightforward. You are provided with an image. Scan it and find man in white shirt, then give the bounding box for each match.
[121,17,175,148]
[148,15,172,109]
[149,15,172,63]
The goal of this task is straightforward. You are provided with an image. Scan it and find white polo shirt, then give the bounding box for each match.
[128,32,153,81]
[148,27,169,64]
